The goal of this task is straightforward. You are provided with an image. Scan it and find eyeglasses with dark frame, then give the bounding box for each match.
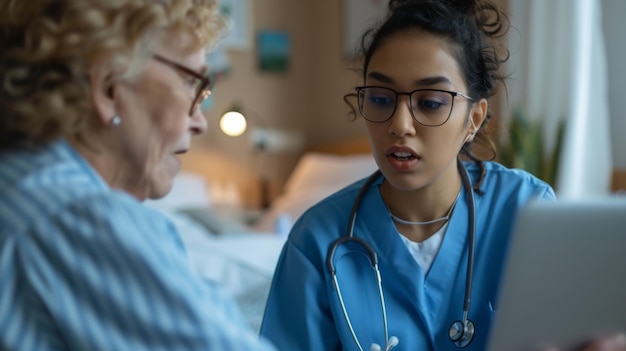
[355,86,473,127]
[153,55,212,116]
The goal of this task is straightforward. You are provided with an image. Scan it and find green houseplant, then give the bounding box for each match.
[497,107,565,188]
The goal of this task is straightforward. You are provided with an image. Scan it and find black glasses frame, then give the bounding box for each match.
[153,55,212,116]
[355,86,474,127]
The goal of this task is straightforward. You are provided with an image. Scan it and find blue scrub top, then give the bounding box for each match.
[260,161,555,351]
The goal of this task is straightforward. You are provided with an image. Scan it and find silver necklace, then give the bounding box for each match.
[390,193,460,226]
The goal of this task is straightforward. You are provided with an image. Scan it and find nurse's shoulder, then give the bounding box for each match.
[467,161,556,202]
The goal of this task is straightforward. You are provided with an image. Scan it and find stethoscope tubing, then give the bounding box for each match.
[459,159,476,316]
[326,159,476,349]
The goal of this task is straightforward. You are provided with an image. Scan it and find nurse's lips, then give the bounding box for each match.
[386,146,420,160]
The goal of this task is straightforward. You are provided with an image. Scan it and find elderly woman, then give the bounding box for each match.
[0,0,276,350]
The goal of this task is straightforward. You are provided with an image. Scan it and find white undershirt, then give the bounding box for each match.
[398,222,448,273]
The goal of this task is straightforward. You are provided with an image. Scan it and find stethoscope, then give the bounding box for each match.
[326,158,476,350]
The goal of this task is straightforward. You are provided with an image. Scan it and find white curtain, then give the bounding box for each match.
[506,0,612,198]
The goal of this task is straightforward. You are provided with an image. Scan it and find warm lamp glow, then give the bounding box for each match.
[220,111,247,136]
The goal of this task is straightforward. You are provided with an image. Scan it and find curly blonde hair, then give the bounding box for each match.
[0,0,226,150]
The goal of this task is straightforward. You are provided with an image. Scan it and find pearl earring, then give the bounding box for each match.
[111,116,121,126]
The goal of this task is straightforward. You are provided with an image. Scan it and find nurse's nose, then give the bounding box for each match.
[388,95,417,137]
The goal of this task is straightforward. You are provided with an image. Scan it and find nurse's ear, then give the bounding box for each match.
[465,98,488,143]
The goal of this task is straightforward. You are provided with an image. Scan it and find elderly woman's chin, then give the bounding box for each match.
[146,178,174,201]
[146,158,181,200]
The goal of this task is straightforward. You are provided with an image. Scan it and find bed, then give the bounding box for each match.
[145,138,376,332]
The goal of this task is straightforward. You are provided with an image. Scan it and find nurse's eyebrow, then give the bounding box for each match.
[413,76,452,86]
[367,71,452,87]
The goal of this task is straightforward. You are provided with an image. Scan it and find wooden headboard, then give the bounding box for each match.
[308,137,371,155]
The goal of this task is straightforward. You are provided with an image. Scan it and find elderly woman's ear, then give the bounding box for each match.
[89,59,120,127]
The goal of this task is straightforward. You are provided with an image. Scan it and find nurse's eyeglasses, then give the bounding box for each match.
[153,55,212,116]
[355,86,473,127]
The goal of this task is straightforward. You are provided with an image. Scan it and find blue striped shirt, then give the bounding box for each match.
[0,140,277,351]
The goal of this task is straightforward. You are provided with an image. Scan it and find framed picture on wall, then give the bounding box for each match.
[257,30,291,73]
[219,0,252,51]
[342,0,387,58]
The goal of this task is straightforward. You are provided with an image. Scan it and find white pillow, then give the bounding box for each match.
[283,152,378,194]
[144,171,212,212]
[254,185,341,236]
[256,152,378,235]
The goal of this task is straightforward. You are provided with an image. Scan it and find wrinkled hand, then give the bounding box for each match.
[579,334,626,351]
[542,334,626,351]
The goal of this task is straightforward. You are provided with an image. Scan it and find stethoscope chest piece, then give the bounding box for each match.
[449,319,475,348]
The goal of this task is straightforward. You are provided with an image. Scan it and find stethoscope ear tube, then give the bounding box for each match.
[326,236,379,274]
[327,170,382,275]
[344,170,383,239]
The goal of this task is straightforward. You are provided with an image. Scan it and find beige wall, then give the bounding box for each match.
[182,0,510,207]
[183,0,369,208]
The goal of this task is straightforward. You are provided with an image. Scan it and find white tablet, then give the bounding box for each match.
[487,197,626,351]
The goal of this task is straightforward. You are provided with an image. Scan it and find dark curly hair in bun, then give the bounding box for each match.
[380,0,508,101]
[345,0,510,190]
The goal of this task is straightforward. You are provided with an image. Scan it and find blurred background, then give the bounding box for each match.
[181,0,626,209]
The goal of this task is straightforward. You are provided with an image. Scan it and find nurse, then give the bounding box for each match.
[259,0,625,350]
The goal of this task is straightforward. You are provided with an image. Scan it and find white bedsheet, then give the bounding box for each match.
[160,209,285,332]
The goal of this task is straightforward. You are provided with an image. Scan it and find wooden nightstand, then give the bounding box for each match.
[612,169,626,193]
